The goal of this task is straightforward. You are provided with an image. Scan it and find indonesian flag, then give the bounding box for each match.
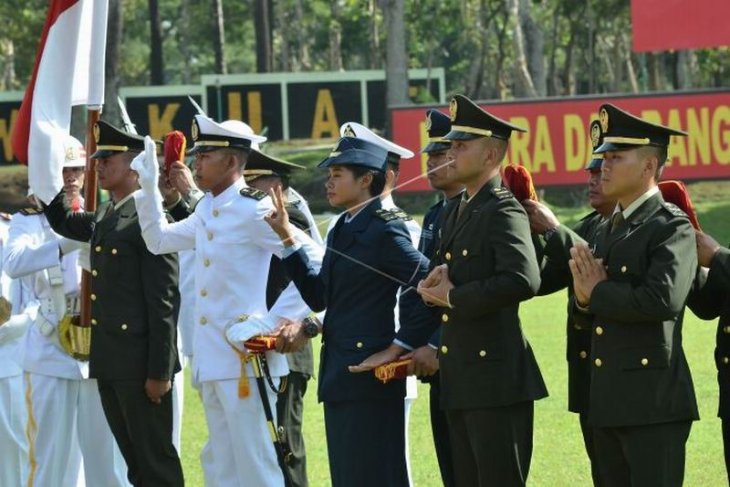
[11,0,108,203]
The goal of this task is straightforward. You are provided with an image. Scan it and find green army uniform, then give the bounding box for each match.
[435,95,547,487]
[536,120,609,485]
[576,104,698,487]
[44,121,184,486]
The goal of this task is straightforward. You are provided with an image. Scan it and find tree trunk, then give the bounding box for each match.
[179,0,192,83]
[519,0,545,96]
[674,51,692,90]
[646,52,661,91]
[211,0,227,74]
[103,0,123,125]
[546,4,560,96]
[368,0,380,69]
[509,0,538,98]
[294,0,311,70]
[148,0,164,85]
[275,2,290,71]
[0,39,16,90]
[328,0,343,71]
[254,0,273,73]
[384,0,409,135]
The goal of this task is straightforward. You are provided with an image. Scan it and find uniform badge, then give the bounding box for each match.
[425,112,433,131]
[191,119,200,141]
[599,108,609,133]
[590,120,602,149]
[343,124,356,137]
[449,98,458,122]
[93,123,101,143]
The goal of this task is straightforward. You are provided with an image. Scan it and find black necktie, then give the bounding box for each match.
[456,198,468,221]
[610,212,625,234]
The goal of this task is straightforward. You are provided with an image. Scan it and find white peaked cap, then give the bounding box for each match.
[339,121,414,159]
[61,134,87,168]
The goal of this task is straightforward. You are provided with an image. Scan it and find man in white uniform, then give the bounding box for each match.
[4,135,129,487]
[131,116,323,487]
[0,212,31,487]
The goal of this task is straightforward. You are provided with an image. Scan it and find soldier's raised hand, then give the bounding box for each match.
[130,136,160,194]
[264,185,295,246]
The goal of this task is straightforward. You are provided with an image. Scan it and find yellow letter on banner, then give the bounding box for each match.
[148,103,180,140]
[311,89,339,139]
[0,109,18,162]
[563,114,586,172]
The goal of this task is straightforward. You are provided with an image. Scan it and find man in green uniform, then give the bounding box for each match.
[569,104,698,487]
[417,95,547,487]
[522,120,615,485]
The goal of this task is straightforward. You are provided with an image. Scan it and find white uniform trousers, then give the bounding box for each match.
[0,374,29,487]
[172,360,184,453]
[201,378,284,487]
[23,373,129,487]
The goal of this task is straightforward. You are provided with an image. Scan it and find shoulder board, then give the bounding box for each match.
[0,212,11,221]
[19,207,42,216]
[390,208,413,221]
[239,187,267,201]
[662,201,688,219]
[491,187,514,200]
[375,208,401,222]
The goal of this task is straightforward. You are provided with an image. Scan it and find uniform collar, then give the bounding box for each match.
[381,194,396,210]
[114,192,135,210]
[213,177,246,203]
[613,186,659,220]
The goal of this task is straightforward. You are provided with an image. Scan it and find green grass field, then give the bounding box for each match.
[179,197,730,486]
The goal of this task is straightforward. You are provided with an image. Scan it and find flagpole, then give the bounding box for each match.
[80,107,101,327]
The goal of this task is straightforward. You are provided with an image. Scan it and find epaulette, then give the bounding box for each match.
[0,212,11,221]
[19,207,42,216]
[239,187,267,201]
[390,208,413,221]
[662,201,689,219]
[492,186,513,200]
[375,208,401,222]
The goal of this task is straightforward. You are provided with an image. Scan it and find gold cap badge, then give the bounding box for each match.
[93,123,100,143]
[191,119,199,141]
[425,112,433,131]
[343,124,356,137]
[599,108,609,133]
[590,121,601,149]
[449,98,458,122]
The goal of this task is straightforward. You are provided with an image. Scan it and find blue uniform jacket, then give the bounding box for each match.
[283,198,437,403]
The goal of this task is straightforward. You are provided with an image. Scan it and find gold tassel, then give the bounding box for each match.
[236,352,253,398]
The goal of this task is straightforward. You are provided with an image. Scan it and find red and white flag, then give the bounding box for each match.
[11,0,108,203]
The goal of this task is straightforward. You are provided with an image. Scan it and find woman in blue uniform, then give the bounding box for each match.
[264,137,436,486]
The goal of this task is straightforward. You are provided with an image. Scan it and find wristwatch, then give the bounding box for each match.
[543,225,559,242]
[302,316,321,338]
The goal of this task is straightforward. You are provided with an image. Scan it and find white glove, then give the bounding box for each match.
[224,315,277,352]
[130,136,160,194]
[58,237,87,255]
[0,313,33,345]
[78,245,91,272]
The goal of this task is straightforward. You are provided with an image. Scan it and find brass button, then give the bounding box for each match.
[91,318,97,325]
[90,294,97,301]
[91,269,98,277]
[440,345,448,354]
[573,324,580,330]
[462,249,468,257]
[95,246,102,252]
[111,248,118,255]
[579,351,587,359]
[203,258,210,267]
[594,358,602,367]
[200,289,208,297]
[237,314,248,322]
[121,323,128,331]
[207,232,213,241]
[213,209,220,217]
[724,357,729,365]
[441,313,449,323]
[445,252,451,261]
[200,317,208,325]
[356,342,363,349]
[595,326,604,336]
[479,350,486,358]
[641,358,649,366]
[724,326,730,334]
[621,265,627,273]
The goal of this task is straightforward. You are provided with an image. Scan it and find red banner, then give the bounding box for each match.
[391,90,730,192]
[631,0,730,51]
